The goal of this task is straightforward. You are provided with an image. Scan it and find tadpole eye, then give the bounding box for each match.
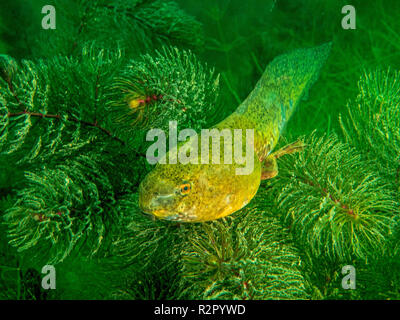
[180,182,191,195]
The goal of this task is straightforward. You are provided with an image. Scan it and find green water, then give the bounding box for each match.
[0,0,399,300]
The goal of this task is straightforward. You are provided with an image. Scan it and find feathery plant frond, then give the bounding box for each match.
[339,68,400,192]
[107,46,220,135]
[0,55,49,157]
[296,250,361,300]
[1,42,220,269]
[273,133,398,261]
[39,45,124,124]
[33,0,204,59]
[0,47,126,167]
[3,154,119,265]
[130,0,204,48]
[109,193,189,299]
[111,193,187,270]
[111,192,308,300]
[179,191,309,300]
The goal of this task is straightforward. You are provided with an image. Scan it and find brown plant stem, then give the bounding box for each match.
[300,177,357,218]
[4,73,148,158]
[7,110,124,144]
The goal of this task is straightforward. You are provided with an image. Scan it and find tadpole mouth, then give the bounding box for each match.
[164,214,181,221]
[138,194,173,220]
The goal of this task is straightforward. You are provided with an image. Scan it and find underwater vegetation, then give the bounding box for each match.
[0,0,400,300]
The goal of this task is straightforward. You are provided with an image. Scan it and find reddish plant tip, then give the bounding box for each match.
[33,214,46,222]
[347,209,357,219]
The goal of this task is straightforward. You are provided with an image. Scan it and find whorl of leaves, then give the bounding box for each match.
[0,55,50,158]
[339,68,400,188]
[274,134,398,261]
[179,191,309,300]
[107,46,220,135]
[0,196,44,300]
[109,193,189,299]
[110,194,182,268]
[3,154,118,265]
[0,48,126,167]
[109,191,308,300]
[32,0,204,58]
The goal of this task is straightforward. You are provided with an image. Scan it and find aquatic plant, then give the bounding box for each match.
[179,193,309,300]
[340,69,400,191]
[1,0,400,300]
[273,133,398,261]
[107,46,220,133]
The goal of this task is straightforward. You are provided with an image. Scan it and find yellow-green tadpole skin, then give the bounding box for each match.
[139,43,331,222]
